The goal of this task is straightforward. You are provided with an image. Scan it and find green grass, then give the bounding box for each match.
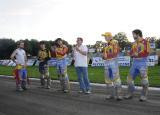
[0,65,160,87]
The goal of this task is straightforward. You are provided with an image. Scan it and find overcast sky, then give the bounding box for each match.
[0,0,160,44]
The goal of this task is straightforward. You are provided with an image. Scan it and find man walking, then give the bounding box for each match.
[125,29,150,101]
[102,32,122,100]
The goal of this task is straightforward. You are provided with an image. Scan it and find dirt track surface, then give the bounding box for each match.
[0,76,160,115]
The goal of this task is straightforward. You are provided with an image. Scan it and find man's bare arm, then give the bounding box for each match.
[10,50,17,63]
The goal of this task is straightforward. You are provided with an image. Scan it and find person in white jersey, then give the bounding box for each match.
[11,40,27,91]
[73,37,91,94]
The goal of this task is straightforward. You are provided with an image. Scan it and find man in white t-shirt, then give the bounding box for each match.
[73,37,91,94]
[11,41,27,91]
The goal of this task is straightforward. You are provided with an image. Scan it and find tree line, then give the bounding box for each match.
[0,33,160,59]
[0,38,72,59]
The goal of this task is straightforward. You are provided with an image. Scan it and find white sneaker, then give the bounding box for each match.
[46,86,51,89]
[63,90,69,93]
[116,96,123,101]
[139,96,147,102]
[85,90,91,94]
[124,94,133,99]
[105,95,114,100]
[16,87,23,92]
[79,90,85,93]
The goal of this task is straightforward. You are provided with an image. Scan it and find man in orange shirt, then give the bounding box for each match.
[102,32,122,101]
[125,29,150,101]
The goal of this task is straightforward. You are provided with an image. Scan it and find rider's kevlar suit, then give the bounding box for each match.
[127,38,150,97]
[13,64,27,90]
[55,46,70,91]
[38,49,51,88]
[103,39,122,98]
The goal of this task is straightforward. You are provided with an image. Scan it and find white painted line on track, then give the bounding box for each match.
[0,75,160,91]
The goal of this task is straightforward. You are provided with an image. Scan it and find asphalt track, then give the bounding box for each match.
[0,76,160,115]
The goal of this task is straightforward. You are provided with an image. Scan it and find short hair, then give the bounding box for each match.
[16,40,24,45]
[132,29,143,37]
[55,38,63,44]
[55,38,63,47]
[55,38,62,42]
[39,41,45,45]
[77,37,83,42]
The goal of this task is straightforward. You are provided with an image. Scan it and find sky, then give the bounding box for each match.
[0,0,160,44]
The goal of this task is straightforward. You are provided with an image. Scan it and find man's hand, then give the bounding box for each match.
[102,55,107,60]
[75,46,80,52]
[24,63,27,68]
[132,52,138,57]
[55,48,58,52]
[63,45,67,48]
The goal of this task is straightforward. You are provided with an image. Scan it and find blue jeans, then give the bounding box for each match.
[56,58,67,75]
[75,67,91,91]
[127,58,149,94]
[104,58,120,83]
[129,58,148,79]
